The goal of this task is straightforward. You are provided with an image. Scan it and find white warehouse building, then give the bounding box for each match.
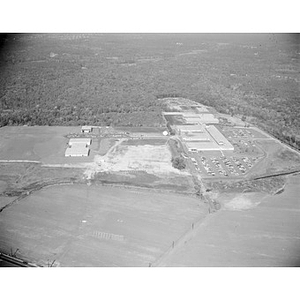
[68,138,92,147]
[65,144,90,157]
[65,138,92,157]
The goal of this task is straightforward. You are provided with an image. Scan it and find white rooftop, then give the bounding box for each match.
[69,138,91,146]
[65,145,90,157]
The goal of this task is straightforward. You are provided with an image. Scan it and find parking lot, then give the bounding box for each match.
[177,125,271,179]
[219,127,269,139]
[187,152,263,179]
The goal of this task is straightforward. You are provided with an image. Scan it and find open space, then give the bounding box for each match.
[159,174,300,266]
[0,184,207,266]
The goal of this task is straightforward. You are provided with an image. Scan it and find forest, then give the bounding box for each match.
[0,33,299,149]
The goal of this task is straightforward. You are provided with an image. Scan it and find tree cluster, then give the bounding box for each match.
[172,157,186,170]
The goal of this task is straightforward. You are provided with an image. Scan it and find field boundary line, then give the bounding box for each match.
[0,160,41,164]
[151,209,214,267]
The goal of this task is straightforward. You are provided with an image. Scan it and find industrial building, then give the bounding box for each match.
[175,124,204,134]
[179,125,234,152]
[69,138,92,146]
[65,144,90,157]
[182,113,219,124]
[206,125,234,150]
[162,112,184,116]
[192,106,209,113]
[182,132,211,142]
[186,141,221,152]
[65,138,92,157]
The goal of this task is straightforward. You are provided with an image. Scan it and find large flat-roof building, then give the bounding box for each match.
[65,144,90,157]
[69,138,92,146]
[65,138,92,157]
[206,125,234,150]
[182,113,219,124]
[179,125,234,152]
[175,124,204,134]
[185,141,220,152]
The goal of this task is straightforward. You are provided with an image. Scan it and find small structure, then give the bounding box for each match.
[81,126,93,133]
[69,138,91,146]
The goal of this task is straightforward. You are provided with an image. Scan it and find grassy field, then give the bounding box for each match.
[0,162,85,197]
[93,171,194,193]
[0,184,207,266]
[160,174,300,266]
[97,138,117,155]
[254,140,300,175]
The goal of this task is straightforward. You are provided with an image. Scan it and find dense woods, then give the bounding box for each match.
[0,33,299,149]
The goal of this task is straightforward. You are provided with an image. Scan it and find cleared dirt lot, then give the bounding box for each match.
[0,184,207,266]
[93,139,187,175]
[159,174,300,266]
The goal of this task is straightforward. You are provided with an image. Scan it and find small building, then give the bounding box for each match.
[81,126,93,133]
[69,138,92,147]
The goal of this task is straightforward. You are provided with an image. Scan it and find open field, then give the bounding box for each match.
[159,174,300,266]
[97,138,118,155]
[255,140,300,174]
[93,171,195,193]
[0,162,85,198]
[0,184,207,266]
[0,126,95,164]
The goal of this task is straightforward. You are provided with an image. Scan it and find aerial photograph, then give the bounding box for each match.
[0,32,299,269]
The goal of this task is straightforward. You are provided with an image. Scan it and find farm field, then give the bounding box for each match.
[159,174,300,267]
[0,184,207,267]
